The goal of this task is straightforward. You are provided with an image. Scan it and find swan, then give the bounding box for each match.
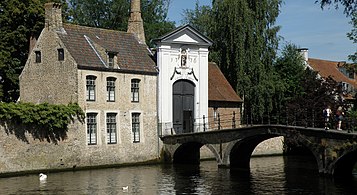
[122,186,129,191]
[39,173,47,181]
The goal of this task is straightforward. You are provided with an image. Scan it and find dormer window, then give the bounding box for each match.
[107,52,115,68]
[35,51,41,63]
[58,48,64,61]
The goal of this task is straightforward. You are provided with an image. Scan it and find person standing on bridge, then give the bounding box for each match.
[323,106,332,130]
[336,107,344,130]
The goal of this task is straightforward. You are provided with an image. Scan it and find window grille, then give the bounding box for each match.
[107,77,116,102]
[132,113,140,143]
[106,113,117,144]
[131,79,140,102]
[87,113,97,145]
[86,76,96,101]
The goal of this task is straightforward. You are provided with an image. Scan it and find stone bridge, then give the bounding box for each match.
[160,125,357,176]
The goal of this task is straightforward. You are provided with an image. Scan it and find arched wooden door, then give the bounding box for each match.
[173,80,195,134]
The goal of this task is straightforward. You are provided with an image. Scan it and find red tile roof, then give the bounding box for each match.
[208,62,243,102]
[57,24,157,74]
[307,58,357,88]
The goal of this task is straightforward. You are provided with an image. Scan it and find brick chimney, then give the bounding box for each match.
[127,0,146,45]
[44,2,63,31]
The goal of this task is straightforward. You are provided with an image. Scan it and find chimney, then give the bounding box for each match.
[298,48,309,62]
[127,0,146,45]
[28,35,37,57]
[45,2,63,31]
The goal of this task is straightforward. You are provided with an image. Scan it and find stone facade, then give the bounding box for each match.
[208,104,241,130]
[8,2,160,175]
[20,27,78,104]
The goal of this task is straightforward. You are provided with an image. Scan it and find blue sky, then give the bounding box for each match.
[167,0,356,62]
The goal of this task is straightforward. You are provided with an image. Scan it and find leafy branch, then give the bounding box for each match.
[0,102,85,143]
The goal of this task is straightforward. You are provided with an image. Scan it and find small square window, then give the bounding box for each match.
[58,48,64,61]
[35,51,41,63]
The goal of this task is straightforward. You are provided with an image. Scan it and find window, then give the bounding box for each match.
[107,113,117,144]
[87,113,97,145]
[213,107,218,121]
[107,77,116,102]
[132,113,140,143]
[131,79,140,102]
[108,53,115,68]
[86,76,96,101]
[349,71,355,79]
[35,51,41,63]
[58,48,64,61]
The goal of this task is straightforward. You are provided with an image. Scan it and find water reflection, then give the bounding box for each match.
[0,156,356,194]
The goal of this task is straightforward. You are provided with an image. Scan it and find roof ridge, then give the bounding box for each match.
[63,23,131,35]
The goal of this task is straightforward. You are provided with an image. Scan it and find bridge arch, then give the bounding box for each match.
[331,146,357,177]
[172,142,221,164]
[223,133,320,171]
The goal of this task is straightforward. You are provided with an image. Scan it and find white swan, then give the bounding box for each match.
[122,186,129,191]
[39,173,47,181]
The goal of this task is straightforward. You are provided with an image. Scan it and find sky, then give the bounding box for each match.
[167,0,356,62]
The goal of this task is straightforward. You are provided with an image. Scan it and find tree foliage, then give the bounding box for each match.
[182,1,212,37]
[67,0,175,46]
[209,0,282,123]
[274,44,306,100]
[317,0,357,16]
[0,102,85,143]
[347,11,357,63]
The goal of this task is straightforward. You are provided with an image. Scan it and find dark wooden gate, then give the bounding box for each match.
[173,80,195,134]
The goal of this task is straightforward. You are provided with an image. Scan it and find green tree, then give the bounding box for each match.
[67,0,175,46]
[67,0,130,31]
[274,43,306,100]
[318,0,356,15]
[182,0,212,36]
[141,0,175,47]
[210,0,282,123]
[347,11,357,63]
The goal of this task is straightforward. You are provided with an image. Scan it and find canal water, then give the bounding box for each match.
[0,155,357,194]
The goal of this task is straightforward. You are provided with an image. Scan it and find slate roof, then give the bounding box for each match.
[57,23,157,74]
[308,58,357,89]
[208,62,243,103]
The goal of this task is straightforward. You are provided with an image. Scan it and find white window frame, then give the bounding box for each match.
[106,112,117,144]
[131,79,140,102]
[86,112,98,145]
[107,77,116,102]
[86,75,96,101]
[131,112,141,143]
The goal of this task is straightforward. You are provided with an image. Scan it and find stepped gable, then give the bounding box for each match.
[208,62,243,102]
[57,23,156,74]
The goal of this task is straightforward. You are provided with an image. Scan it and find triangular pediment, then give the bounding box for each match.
[154,24,212,46]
